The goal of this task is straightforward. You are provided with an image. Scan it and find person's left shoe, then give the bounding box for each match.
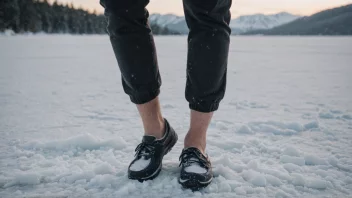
[128,119,178,182]
[178,147,213,190]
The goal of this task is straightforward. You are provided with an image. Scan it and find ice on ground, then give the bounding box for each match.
[1,36,352,197]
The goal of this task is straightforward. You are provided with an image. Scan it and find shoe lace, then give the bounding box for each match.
[135,142,156,158]
[179,149,210,168]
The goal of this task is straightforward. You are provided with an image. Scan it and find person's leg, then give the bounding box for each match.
[100,0,164,138]
[184,110,213,154]
[183,0,232,153]
[137,97,164,139]
[179,0,232,189]
[101,0,178,181]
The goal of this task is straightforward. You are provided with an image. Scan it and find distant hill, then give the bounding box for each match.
[244,4,352,35]
[149,12,300,35]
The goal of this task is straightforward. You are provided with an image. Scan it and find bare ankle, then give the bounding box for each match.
[184,131,206,154]
[136,97,165,139]
[144,118,165,139]
[183,110,213,154]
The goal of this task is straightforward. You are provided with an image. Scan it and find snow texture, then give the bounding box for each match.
[184,163,207,174]
[129,158,151,172]
[0,35,352,197]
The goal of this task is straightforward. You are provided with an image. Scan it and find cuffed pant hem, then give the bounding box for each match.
[129,89,160,105]
[189,102,220,113]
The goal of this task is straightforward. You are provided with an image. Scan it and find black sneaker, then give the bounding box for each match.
[178,147,213,190]
[128,119,178,182]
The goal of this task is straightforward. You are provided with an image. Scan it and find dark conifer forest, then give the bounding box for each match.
[0,0,176,35]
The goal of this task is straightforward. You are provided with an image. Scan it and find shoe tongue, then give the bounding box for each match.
[142,135,157,143]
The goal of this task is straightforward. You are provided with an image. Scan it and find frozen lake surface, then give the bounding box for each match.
[0,35,352,197]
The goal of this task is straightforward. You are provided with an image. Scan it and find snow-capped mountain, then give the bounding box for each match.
[149,12,301,34]
[149,14,189,34]
[230,12,301,34]
[149,14,184,27]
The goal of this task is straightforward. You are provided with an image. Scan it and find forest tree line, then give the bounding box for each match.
[0,0,175,35]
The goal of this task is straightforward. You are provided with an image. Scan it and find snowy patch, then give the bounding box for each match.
[212,155,245,173]
[5,172,41,187]
[319,112,335,119]
[237,125,253,134]
[257,168,291,181]
[129,157,151,172]
[291,173,305,186]
[342,114,352,120]
[23,133,127,151]
[282,146,300,157]
[0,29,15,36]
[330,110,343,114]
[231,101,270,110]
[244,120,317,136]
[247,160,258,169]
[283,163,301,173]
[1,36,351,197]
[94,162,115,175]
[88,174,116,188]
[265,175,283,186]
[184,164,207,174]
[306,179,329,190]
[280,155,305,166]
[242,170,267,187]
[162,104,175,109]
[65,171,95,184]
[304,155,327,166]
[304,121,320,130]
[215,121,229,130]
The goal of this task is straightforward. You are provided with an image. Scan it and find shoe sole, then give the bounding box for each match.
[129,130,178,182]
[178,177,213,191]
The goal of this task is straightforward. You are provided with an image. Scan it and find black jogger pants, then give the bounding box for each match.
[100,0,232,112]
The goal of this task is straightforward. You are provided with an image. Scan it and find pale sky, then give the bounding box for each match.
[56,0,352,18]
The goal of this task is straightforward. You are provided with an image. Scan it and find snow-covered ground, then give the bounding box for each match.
[0,35,351,197]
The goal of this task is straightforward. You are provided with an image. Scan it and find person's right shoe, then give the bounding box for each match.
[178,147,213,190]
[128,119,178,182]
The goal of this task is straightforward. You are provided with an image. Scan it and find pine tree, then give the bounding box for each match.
[1,0,20,32]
